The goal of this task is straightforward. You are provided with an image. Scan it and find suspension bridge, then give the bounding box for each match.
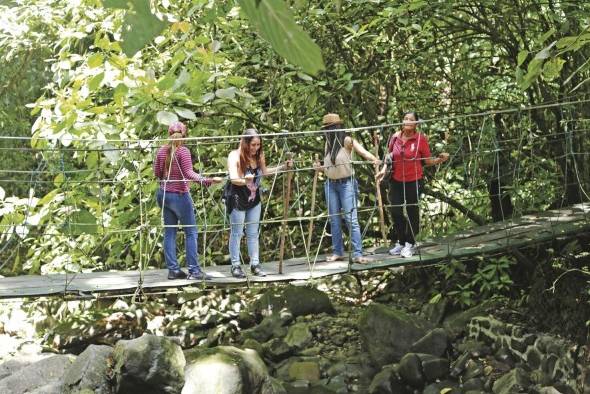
[0,100,589,299]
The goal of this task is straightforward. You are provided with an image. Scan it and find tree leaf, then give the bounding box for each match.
[534,41,556,60]
[68,209,98,235]
[102,0,128,9]
[87,53,104,68]
[542,57,565,81]
[239,0,325,75]
[120,0,170,57]
[215,87,237,99]
[88,72,104,91]
[156,110,178,125]
[517,50,528,67]
[174,107,196,120]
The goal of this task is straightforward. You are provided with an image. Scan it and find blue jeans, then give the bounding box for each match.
[324,178,363,258]
[156,190,201,274]
[229,203,262,268]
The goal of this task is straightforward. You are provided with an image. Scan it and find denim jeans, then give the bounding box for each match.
[324,177,363,258]
[229,202,262,268]
[156,189,201,274]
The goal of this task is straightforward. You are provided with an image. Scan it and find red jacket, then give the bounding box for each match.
[388,132,432,182]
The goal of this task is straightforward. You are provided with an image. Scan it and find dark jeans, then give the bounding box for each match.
[388,179,422,245]
[156,189,201,274]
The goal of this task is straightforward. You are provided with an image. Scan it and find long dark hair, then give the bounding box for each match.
[323,124,346,164]
[238,128,265,175]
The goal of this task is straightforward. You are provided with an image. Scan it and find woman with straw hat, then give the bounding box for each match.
[314,113,380,264]
[154,121,223,280]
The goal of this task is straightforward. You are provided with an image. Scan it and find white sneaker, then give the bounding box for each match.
[389,242,403,256]
[400,242,415,258]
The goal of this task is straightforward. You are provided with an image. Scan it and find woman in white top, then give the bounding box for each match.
[314,113,380,263]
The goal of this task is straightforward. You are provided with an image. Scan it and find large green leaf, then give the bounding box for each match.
[105,0,170,57]
[239,0,325,75]
[68,209,98,235]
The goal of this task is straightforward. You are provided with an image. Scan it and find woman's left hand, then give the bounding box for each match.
[438,152,449,163]
[211,176,224,184]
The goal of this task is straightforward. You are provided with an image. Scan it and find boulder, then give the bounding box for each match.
[443,300,496,338]
[397,353,423,388]
[243,338,264,355]
[410,328,448,357]
[0,354,75,394]
[0,352,52,381]
[492,367,531,394]
[28,381,64,394]
[276,357,323,383]
[420,297,449,325]
[284,323,313,350]
[182,346,276,394]
[263,338,293,361]
[251,286,334,318]
[287,361,321,382]
[419,354,449,381]
[112,334,185,394]
[368,364,410,394]
[242,313,290,343]
[359,303,432,367]
[62,344,113,394]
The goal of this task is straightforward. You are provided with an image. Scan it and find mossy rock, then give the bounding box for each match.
[251,286,334,318]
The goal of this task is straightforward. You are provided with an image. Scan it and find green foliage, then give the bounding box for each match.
[436,256,515,308]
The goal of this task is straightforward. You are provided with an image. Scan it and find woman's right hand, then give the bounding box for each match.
[312,160,322,172]
[244,173,255,184]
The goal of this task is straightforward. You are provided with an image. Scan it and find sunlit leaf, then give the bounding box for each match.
[215,87,237,99]
[68,209,98,235]
[534,41,556,60]
[87,53,104,68]
[156,110,178,125]
[239,0,325,75]
[88,72,104,91]
[542,57,565,81]
[517,50,528,67]
[174,107,196,120]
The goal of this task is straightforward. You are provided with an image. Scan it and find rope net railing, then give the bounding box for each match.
[0,99,589,292]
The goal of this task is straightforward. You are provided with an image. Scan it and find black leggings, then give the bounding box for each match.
[388,180,422,245]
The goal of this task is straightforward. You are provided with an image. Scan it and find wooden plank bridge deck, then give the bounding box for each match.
[0,203,588,299]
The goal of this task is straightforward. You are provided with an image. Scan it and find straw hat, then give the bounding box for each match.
[322,113,343,127]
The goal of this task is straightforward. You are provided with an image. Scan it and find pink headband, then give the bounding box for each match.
[168,121,187,136]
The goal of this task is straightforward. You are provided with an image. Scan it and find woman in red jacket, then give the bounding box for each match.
[376,112,448,257]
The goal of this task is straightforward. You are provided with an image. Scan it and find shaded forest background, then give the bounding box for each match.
[0,0,589,279]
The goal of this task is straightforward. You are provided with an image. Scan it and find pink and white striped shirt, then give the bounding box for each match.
[153,145,212,193]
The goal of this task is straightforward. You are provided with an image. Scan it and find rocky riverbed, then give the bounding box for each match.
[0,266,588,393]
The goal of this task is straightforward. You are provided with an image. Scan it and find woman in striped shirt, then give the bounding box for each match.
[154,121,223,280]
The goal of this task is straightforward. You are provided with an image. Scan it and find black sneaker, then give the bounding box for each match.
[187,271,212,280]
[168,270,187,280]
[231,266,246,279]
[251,265,267,277]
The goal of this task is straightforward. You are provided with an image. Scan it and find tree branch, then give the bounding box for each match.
[422,186,487,225]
